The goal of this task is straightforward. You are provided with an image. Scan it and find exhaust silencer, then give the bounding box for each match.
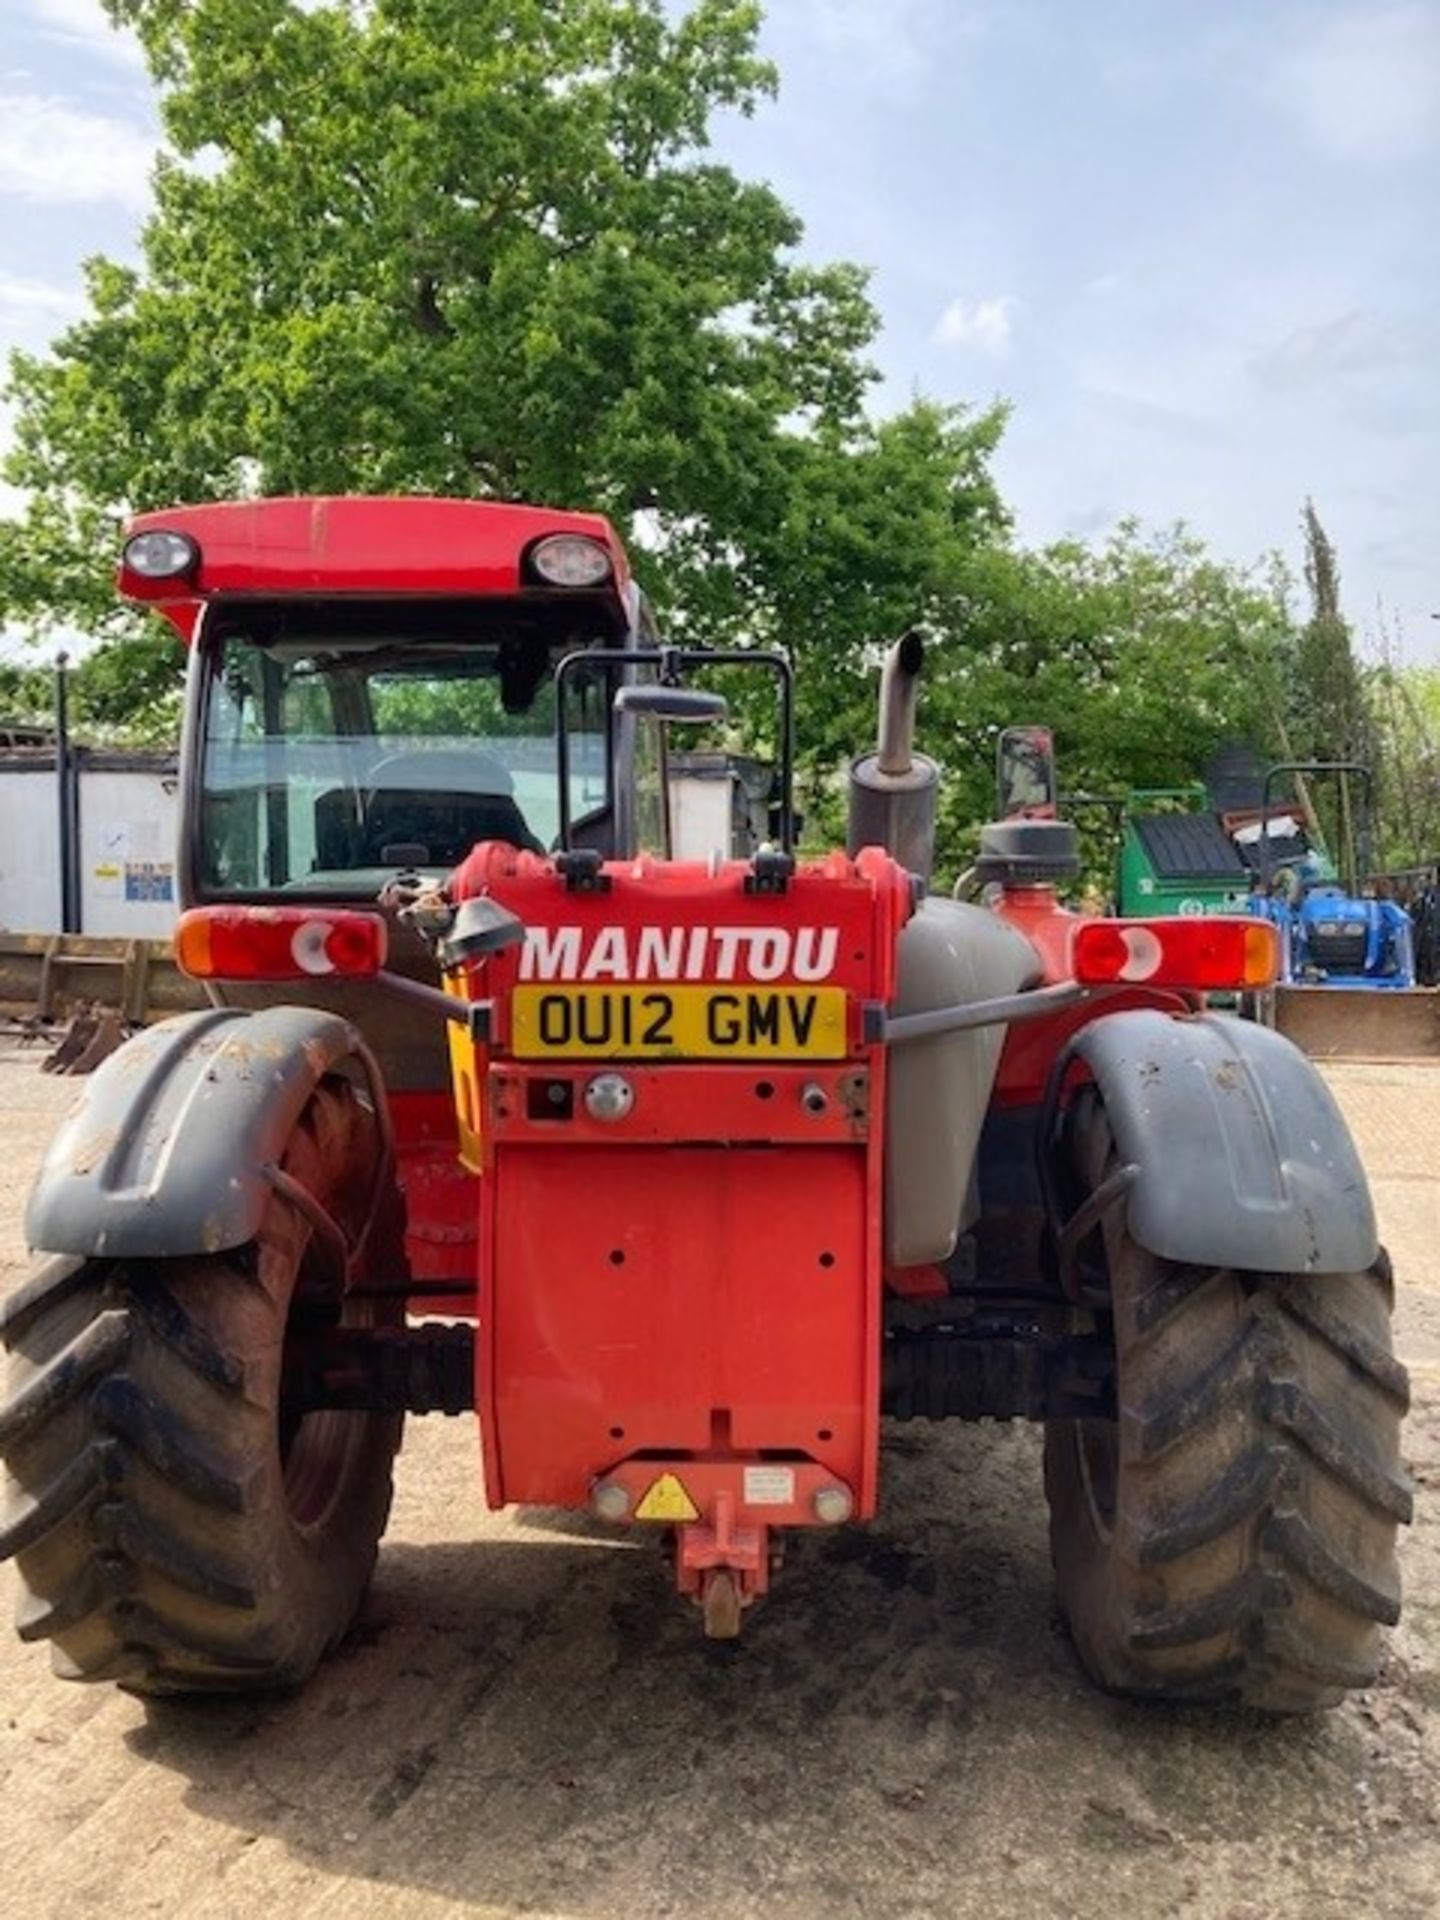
[847,628,939,886]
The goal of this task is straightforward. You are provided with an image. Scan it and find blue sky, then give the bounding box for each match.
[1,0,1437,661]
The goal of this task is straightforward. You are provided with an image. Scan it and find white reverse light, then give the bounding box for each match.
[290,920,339,976]
[1116,925,1165,982]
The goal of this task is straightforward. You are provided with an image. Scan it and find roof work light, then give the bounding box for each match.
[529,533,613,587]
[122,530,200,579]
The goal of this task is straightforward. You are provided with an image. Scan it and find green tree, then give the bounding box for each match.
[0,659,52,731]
[70,630,189,746]
[1286,501,1382,881]
[1292,501,1374,766]
[5,0,1017,761]
[1370,646,1440,872]
[3,0,879,630]
[0,0,1300,853]
[913,523,1296,878]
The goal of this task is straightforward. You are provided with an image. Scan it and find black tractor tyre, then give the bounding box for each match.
[0,1077,406,1694]
[1044,1090,1412,1712]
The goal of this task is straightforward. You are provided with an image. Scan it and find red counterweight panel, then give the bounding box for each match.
[486,1143,869,1509]
[462,846,912,1521]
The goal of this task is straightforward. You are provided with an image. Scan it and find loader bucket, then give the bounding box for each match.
[1272,984,1440,1061]
[0,932,203,1025]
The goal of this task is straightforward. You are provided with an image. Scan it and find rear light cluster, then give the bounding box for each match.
[175,907,387,981]
[1072,916,1278,991]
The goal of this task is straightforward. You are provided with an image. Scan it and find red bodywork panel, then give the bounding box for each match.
[388,1089,480,1311]
[990,886,1193,1104]
[447,843,914,1527]
[119,496,631,641]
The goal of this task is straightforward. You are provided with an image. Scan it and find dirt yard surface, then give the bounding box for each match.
[1,1050,1437,1920]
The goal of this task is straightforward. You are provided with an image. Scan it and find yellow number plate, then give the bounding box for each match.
[510,985,848,1060]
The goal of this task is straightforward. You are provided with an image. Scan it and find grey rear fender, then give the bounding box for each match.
[26,1005,386,1260]
[1063,1008,1378,1274]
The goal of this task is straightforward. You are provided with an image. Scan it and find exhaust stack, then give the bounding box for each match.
[847,628,939,887]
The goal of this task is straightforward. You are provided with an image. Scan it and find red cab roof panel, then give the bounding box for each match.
[118,495,632,643]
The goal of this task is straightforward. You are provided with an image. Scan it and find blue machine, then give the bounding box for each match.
[1251,883,1416,989]
[1246,762,1417,990]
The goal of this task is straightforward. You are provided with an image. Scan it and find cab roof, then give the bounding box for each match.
[118,495,632,643]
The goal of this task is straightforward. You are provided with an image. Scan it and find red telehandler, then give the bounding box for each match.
[0,497,1410,1710]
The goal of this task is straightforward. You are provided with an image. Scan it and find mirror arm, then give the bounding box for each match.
[372,969,493,1041]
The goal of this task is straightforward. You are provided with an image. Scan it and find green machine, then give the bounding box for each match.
[1003,738,1328,923]
[1117,787,1256,918]
[1063,785,1257,918]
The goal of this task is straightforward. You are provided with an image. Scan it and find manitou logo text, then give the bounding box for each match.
[519,924,840,983]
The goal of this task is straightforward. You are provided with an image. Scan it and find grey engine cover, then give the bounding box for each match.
[885,898,1041,1268]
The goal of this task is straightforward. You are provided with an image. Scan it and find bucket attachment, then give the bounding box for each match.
[1271,985,1440,1061]
[40,1004,132,1074]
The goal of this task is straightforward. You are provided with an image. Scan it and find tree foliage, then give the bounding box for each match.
[1291,501,1375,770]
[0,637,186,747]
[2,0,1404,886]
[5,0,878,624]
[1370,654,1440,873]
[914,524,1296,877]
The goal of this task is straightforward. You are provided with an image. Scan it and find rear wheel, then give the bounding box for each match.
[1044,1091,1412,1711]
[0,1077,405,1694]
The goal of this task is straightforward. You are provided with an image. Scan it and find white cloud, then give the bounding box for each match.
[0,619,94,662]
[794,0,988,93]
[20,0,146,71]
[1079,388,1231,449]
[0,274,83,322]
[932,294,1015,357]
[1274,4,1440,163]
[1251,310,1431,389]
[0,93,153,210]
[0,275,83,367]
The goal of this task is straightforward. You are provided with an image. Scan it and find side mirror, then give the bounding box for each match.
[438,896,526,968]
[613,684,728,725]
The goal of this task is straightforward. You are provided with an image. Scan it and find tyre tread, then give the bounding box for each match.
[1047,1122,1408,1714]
[2,1076,404,1696]
[0,1312,131,1450]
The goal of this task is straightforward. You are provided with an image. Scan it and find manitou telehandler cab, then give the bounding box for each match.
[0,498,1409,1710]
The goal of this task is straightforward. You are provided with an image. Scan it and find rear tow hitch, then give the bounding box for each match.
[676,1493,769,1640]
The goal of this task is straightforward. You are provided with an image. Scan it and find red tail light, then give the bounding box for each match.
[175,907,387,981]
[1072,916,1278,991]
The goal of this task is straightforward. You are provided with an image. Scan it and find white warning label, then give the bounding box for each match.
[743,1466,795,1507]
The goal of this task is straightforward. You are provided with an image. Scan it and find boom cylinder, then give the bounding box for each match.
[847,628,939,887]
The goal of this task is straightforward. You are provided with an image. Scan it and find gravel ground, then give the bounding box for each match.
[0,1048,1437,1920]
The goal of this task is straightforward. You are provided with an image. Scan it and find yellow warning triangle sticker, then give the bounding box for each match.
[635,1472,700,1523]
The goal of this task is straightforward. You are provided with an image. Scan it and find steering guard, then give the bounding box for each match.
[25,1005,378,1260]
[1064,1008,1378,1275]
